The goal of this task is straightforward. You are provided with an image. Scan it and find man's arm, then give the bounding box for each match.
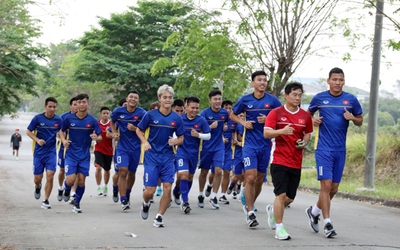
[26,130,45,146]
[136,128,151,152]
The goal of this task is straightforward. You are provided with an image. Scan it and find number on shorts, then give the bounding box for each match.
[243,157,251,167]
[178,159,183,167]
[117,156,121,164]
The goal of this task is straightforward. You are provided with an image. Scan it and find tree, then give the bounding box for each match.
[75,0,193,109]
[0,0,48,116]
[224,0,339,96]
[151,6,250,108]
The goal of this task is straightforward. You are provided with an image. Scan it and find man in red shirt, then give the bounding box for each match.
[263,82,313,240]
[94,107,114,196]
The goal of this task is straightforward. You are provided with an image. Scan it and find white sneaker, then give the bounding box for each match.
[266,204,276,230]
[275,226,291,240]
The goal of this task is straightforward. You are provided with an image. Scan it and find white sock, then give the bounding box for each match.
[312,205,321,216]
[211,192,217,199]
[276,223,283,230]
[199,191,204,196]
[324,218,331,225]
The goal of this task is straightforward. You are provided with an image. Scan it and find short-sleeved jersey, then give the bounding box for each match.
[265,106,313,169]
[10,133,22,146]
[94,120,113,156]
[27,113,62,157]
[234,123,244,158]
[232,93,281,149]
[223,120,236,145]
[58,111,74,152]
[176,114,210,159]
[137,109,185,164]
[200,107,229,151]
[110,106,147,152]
[308,91,362,151]
[61,113,101,161]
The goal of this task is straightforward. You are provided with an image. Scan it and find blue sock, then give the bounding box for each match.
[64,180,71,191]
[188,180,193,192]
[173,186,180,195]
[120,196,127,202]
[126,189,131,196]
[180,180,189,203]
[75,185,85,204]
[113,185,118,192]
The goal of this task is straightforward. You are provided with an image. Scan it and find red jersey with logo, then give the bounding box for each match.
[94,120,113,156]
[264,106,313,169]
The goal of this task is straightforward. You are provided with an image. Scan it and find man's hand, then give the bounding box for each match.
[90,131,98,141]
[281,124,294,135]
[36,139,46,146]
[313,116,323,127]
[343,107,354,121]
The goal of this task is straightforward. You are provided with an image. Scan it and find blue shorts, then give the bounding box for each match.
[114,150,140,173]
[57,149,65,168]
[223,148,233,171]
[143,161,175,187]
[33,155,57,175]
[176,158,198,175]
[233,157,244,175]
[65,157,91,177]
[315,150,346,183]
[242,147,271,174]
[199,150,224,173]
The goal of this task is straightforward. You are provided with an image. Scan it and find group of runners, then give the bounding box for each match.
[25,68,363,240]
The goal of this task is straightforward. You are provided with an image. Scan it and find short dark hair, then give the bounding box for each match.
[100,106,110,112]
[45,97,58,106]
[118,97,126,107]
[209,89,222,99]
[222,100,233,107]
[149,101,160,110]
[186,96,200,105]
[251,70,268,81]
[284,82,303,95]
[329,67,345,78]
[76,93,89,101]
[128,90,139,96]
[69,97,77,105]
[173,99,184,107]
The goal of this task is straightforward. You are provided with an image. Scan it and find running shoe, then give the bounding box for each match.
[237,183,241,194]
[232,191,237,199]
[112,191,119,203]
[324,222,337,238]
[57,189,63,202]
[63,190,70,202]
[209,197,219,209]
[197,195,205,208]
[181,202,191,214]
[41,200,51,209]
[173,190,181,205]
[205,184,212,197]
[141,202,150,220]
[227,184,234,195]
[219,195,230,205]
[73,203,83,213]
[97,187,103,196]
[155,187,162,196]
[34,185,41,200]
[246,211,259,228]
[266,204,276,230]
[103,186,108,196]
[305,206,320,233]
[275,226,291,240]
[121,199,130,211]
[68,194,75,204]
[153,215,164,228]
[240,187,246,205]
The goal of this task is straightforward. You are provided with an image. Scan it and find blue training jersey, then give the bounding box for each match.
[234,123,244,159]
[200,107,229,151]
[232,92,281,149]
[176,114,210,159]
[61,113,101,161]
[223,119,236,151]
[27,113,62,157]
[58,111,74,152]
[137,109,185,164]
[309,90,362,151]
[110,106,147,151]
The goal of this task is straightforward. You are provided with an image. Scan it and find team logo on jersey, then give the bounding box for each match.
[298,119,305,124]
[133,116,139,120]
[194,124,199,129]
[54,123,59,127]
[230,123,235,127]
[281,117,287,121]
[86,124,91,128]
[323,100,329,104]
[40,123,45,126]
[71,123,75,127]
[170,121,176,126]
[154,120,159,124]
[247,105,253,108]
[120,115,125,118]
[343,100,349,105]
[208,116,213,120]
[264,104,270,108]
[221,116,225,120]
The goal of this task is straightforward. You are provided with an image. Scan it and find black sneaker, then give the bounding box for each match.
[227,184,235,195]
[73,203,82,213]
[57,189,63,202]
[41,200,51,209]
[198,195,205,208]
[246,212,259,228]
[112,191,119,203]
[237,183,241,194]
[173,191,181,205]
[324,222,337,238]
[209,197,219,209]
[34,185,41,200]
[68,194,75,204]
[153,215,164,228]
[219,195,230,205]
[205,185,212,197]
[63,189,70,202]
[305,206,320,233]
[121,199,130,211]
[181,202,191,214]
[232,191,237,199]
[141,202,150,220]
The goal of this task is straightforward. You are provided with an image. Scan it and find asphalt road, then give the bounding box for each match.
[0,112,399,250]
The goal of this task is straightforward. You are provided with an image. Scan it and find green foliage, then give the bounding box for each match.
[75,0,193,109]
[0,0,48,116]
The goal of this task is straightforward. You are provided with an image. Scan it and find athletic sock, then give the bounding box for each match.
[324,218,331,225]
[75,185,85,204]
[63,180,71,191]
[199,191,204,196]
[210,192,217,199]
[180,179,189,203]
[113,185,118,192]
[312,205,321,216]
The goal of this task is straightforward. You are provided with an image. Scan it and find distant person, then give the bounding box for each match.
[10,128,22,160]
[264,82,313,240]
[26,97,62,209]
[305,67,363,238]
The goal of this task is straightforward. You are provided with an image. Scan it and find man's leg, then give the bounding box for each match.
[244,168,257,211]
[43,170,55,201]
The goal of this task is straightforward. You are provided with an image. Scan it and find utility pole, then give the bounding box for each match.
[364,0,384,189]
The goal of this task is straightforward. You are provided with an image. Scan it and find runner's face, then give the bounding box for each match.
[285,88,302,108]
[77,98,89,112]
[70,101,78,113]
[327,73,345,95]
[158,92,173,109]
[209,95,222,110]
[100,110,110,121]
[223,104,232,115]
[45,101,58,116]
[186,102,199,118]
[126,93,139,108]
[252,75,268,92]
[173,106,184,115]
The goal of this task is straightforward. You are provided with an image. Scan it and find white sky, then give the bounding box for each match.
[29,0,400,92]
